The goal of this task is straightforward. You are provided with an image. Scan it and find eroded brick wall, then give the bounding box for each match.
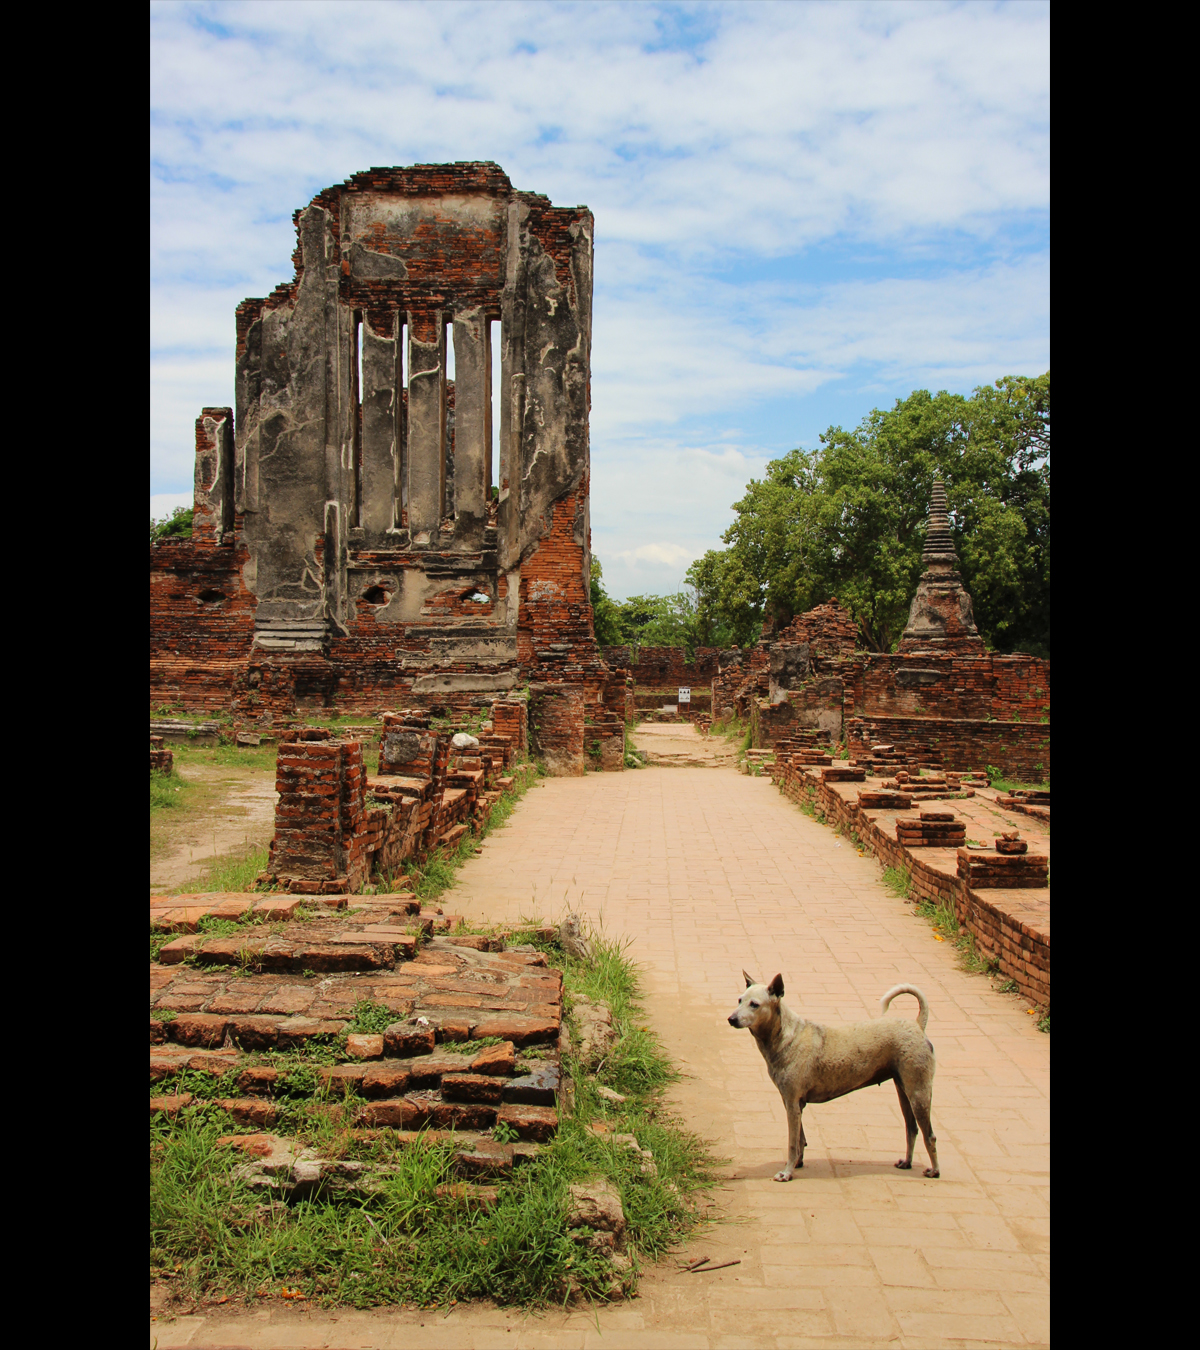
[266,702,529,893]
[846,715,1050,781]
[269,733,369,895]
[614,647,720,688]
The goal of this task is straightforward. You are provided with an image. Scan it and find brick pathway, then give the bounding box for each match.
[154,733,1049,1349]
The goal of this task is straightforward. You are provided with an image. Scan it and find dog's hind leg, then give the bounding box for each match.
[909,1089,939,1178]
[774,1102,805,1181]
[893,1080,918,1170]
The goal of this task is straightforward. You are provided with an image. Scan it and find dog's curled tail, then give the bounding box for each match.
[880,984,930,1031]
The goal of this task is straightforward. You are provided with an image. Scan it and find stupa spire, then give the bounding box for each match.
[921,479,959,567]
[898,478,983,654]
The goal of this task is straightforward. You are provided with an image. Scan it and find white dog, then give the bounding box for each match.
[728,973,939,1180]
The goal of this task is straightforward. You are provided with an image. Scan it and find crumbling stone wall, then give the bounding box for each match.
[150,163,620,773]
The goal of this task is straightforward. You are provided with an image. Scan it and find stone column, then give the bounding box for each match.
[361,311,398,539]
[193,407,233,544]
[406,310,445,541]
[452,307,490,545]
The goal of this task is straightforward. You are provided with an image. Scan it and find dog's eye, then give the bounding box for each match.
[749,1001,759,1008]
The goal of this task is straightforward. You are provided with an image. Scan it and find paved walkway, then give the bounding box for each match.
[154,728,1049,1348]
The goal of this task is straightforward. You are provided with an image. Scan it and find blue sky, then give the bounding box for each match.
[150,0,1049,601]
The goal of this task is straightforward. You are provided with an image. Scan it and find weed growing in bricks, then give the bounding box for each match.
[343,1000,401,1037]
[396,769,540,905]
[881,868,912,900]
[1037,1012,1050,1034]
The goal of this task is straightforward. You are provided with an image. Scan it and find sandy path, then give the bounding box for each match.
[150,765,278,894]
[154,730,1048,1348]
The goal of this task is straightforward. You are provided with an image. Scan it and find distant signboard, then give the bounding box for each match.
[678,687,691,703]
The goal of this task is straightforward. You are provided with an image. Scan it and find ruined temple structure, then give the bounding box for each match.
[898,480,984,654]
[150,163,624,774]
[721,484,1051,780]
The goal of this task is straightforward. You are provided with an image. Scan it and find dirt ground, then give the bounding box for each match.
[150,757,278,894]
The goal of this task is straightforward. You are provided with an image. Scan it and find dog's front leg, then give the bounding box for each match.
[774,1101,804,1182]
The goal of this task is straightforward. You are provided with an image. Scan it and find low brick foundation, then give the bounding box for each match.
[772,751,1050,1009]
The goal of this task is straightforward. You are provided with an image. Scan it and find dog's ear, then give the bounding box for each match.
[768,973,785,998]
[742,970,757,989]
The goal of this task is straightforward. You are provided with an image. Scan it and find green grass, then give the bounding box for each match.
[623,723,646,769]
[151,766,192,812]
[150,923,720,1311]
[185,845,270,895]
[171,742,280,773]
[882,867,911,900]
[984,765,1049,794]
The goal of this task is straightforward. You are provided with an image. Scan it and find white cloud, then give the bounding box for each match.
[612,542,696,568]
[151,492,195,523]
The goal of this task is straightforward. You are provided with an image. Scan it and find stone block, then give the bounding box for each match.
[383,1022,437,1057]
[168,1014,230,1048]
[441,1073,506,1103]
[496,1103,559,1142]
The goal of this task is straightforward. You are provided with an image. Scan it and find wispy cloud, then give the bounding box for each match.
[151,0,1049,598]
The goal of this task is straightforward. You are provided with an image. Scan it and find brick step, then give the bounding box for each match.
[152,940,563,1046]
[221,1128,541,1173]
[150,893,347,933]
[202,1131,543,1201]
[151,1039,559,1099]
[158,930,416,971]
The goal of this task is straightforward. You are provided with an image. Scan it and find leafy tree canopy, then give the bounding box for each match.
[148,507,193,542]
[590,558,729,655]
[687,374,1049,654]
[150,505,194,544]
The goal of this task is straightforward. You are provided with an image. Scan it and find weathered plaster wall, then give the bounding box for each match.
[151,163,618,770]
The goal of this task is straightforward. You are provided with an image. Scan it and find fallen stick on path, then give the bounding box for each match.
[689,1259,741,1274]
[680,1255,711,1271]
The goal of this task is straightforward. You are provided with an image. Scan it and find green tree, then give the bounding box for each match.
[150,505,194,544]
[589,558,625,647]
[691,374,1049,653]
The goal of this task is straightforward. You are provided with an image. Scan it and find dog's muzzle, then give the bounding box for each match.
[727,1013,741,1027]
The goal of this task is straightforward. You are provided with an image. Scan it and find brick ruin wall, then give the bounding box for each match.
[266,702,530,894]
[772,764,1049,1008]
[715,600,1050,781]
[603,646,720,688]
[150,164,623,774]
